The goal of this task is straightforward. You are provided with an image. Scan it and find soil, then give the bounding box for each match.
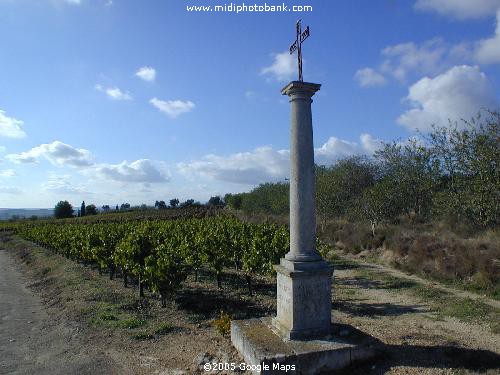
[0,248,120,375]
[0,233,499,374]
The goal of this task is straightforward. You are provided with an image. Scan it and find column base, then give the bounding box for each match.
[273,258,333,341]
[231,318,381,375]
[284,251,323,262]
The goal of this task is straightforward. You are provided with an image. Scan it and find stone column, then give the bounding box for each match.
[284,81,322,262]
[272,81,333,340]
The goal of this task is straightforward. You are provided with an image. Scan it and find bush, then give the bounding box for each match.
[385,227,500,294]
[54,200,74,219]
[213,311,232,336]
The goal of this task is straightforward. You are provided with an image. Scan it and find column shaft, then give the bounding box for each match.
[282,81,321,262]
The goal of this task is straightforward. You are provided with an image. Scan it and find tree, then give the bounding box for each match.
[180,199,195,208]
[169,198,179,208]
[208,196,225,207]
[374,140,439,221]
[86,204,98,215]
[224,193,243,210]
[428,112,500,227]
[80,201,86,217]
[353,178,401,236]
[239,183,289,215]
[54,201,74,219]
[120,203,131,211]
[316,157,377,225]
[155,200,167,209]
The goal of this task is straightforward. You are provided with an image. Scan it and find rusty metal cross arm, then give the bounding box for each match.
[289,20,310,82]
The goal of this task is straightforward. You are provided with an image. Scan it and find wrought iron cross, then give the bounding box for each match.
[289,20,310,82]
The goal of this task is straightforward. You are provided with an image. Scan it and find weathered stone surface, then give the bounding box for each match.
[282,81,322,263]
[231,318,380,375]
[273,259,333,340]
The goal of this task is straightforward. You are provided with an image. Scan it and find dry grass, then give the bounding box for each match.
[314,218,500,299]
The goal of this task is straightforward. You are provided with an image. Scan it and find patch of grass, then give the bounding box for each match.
[410,285,449,300]
[411,285,497,327]
[133,332,154,340]
[186,313,206,324]
[381,275,418,289]
[89,309,120,327]
[133,322,174,340]
[336,287,358,298]
[435,297,493,323]
[98,312,118,321]
[153,322,173,336]
[117,317,145,329]
[356,268,418,290]
[423,314,446,322]
[330,257,359,269]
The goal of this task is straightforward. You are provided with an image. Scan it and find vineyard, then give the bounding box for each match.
[0,214,319,307]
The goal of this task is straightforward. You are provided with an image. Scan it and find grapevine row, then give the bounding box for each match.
[10,216,290,306]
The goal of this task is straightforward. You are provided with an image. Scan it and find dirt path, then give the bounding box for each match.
[345,257,500,310]
[332,260,500,374]
[0,249,121,375]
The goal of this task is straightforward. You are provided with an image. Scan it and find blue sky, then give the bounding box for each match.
[1,0,499,208]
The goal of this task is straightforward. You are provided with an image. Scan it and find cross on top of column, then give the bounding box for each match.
[289,20,310,82]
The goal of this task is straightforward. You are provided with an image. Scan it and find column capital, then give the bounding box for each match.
[281,81,321,97]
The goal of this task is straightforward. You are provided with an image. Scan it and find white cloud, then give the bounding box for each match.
[0,186,21,194]
[261,51,295,81]
[136,66,156,82]
[0,146,6,154]
[6,141,170,185]
[0,110,27,139]
[42,173,90,195]
[93,159,170,183]
[357,15,500,85]
[95,84,132,101]
[474,10,500,64]
[178,134,382,185]
[178,147,290,185]
[414,0,500,19]
[361,134,384,155]
[6,141,93,167]
[398,65,498,131]
[354,68,387,87]
[64,0,81,4]
[380,39,448,82]
[0,169,16,177]
[315,134,383,165]
[245,91,256,99]
[150,98,195,118]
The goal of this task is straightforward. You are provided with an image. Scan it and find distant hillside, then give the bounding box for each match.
[0,208,53,220]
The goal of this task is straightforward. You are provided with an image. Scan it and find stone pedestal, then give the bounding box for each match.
[231,318,380,375]
[272,259,332,340]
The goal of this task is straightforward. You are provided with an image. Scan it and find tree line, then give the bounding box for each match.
[225,112,499,233]
[53,197,226,219]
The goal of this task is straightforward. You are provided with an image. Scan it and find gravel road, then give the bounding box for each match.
[0,249,120,375]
